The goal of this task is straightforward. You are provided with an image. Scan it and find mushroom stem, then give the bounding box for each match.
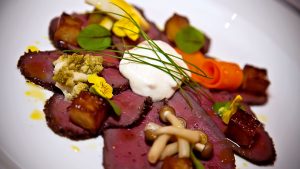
[167,113,182,128]
[160,142,178,160]
[167,115,190,157]
[155,126,207,144]
[194,143,205,151]
[148,134,171,164]
[159,106,190,158]
[178,139,190,158]
[168,116,190,158]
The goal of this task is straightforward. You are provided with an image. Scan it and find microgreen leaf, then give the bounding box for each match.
[77,24,111,50]
[175,26,205,54]
[212,101,230,116]
[107,99,121,116]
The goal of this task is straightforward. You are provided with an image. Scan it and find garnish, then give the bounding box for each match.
[177,49,244,90]
[88,74,113,99]
[53,53,103,100]
[99,16,114,30]
[85,0,149,40]
[213,95,243,124]
[112,13,140,41]
[77,24,111,50]
[191,150,205,169]
[164,13,190,42]
[144,105,212,165]
[87,74,121,116]
[175,26,205,54]
[26,45,39,52]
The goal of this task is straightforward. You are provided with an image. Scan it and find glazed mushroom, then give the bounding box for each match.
[159,105,190,158]
[145,123,171,164]
[159,105,182,127]
[194,142,214,159]
[144,122,161,141]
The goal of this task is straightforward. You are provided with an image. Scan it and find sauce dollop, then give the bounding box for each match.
[119,40,190,101]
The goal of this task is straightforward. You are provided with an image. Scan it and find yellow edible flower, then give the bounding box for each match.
[99,16,114,30]
[85,0,149,40]
[219,95,243,124]
[112,13,140,41]
[87,74,113,99]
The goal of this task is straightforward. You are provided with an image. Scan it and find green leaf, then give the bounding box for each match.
[175,26,205,54]
[191,150,205,169]
[107,99,122,116]
[77,24,111,50]
[212,101,230,116]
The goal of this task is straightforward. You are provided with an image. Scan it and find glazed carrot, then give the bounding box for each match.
[176,49,243,90]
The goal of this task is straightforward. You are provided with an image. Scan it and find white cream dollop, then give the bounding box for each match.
[119,40,191,101]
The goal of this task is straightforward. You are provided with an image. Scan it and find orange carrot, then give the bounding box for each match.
[176,49,243,90]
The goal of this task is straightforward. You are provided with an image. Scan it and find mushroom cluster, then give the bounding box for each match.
[144,105,213,164]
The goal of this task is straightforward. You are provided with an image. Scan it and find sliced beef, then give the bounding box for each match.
[17,50,122,92]
[44,93,96,140]
[229,127,276,165]
[44,90,152,140]
[17,51,62,91]
[104,90,152,128]
[211,90,268,105]
[103,91,235,169]
[103,102,164,169]
[167,91,235,169]
[100,68,129,95]
[188,88,276,165]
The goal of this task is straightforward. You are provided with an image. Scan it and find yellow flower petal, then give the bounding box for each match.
[112,12,140,40]
[87,74,113,99]
[220,95,243,124]
[87,74,101,84]
[112,20,127,37]
[99,16,114,30]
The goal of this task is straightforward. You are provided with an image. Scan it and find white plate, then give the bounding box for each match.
[1,0,299,169]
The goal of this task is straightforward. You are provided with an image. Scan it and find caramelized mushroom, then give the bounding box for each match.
[144,122,161,141]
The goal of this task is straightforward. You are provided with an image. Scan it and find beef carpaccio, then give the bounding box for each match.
[17,1,276,169]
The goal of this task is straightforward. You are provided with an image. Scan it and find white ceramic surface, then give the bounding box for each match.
[0,0,299,169]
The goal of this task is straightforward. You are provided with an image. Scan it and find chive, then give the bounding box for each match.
[191,150,205,169]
